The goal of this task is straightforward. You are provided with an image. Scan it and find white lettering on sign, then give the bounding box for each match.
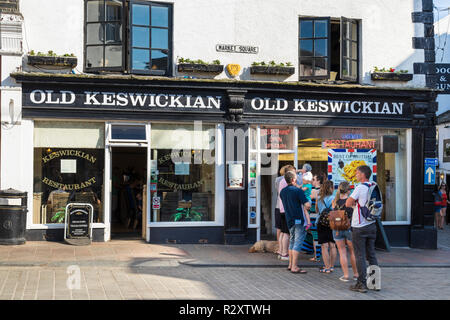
[250,98,404,115]
[27,90,223,110]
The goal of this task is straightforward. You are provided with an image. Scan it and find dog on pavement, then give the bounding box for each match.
[248,240,279,253]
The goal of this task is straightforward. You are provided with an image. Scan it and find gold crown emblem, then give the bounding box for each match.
[226,64,241,77]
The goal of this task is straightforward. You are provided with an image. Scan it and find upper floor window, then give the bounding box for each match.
[84,0,172,75]
[299,17,359,82]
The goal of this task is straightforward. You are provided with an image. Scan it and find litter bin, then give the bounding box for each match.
[0,188,27,245]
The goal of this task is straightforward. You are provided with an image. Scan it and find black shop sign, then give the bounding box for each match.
[64,203,93,245]
[435,64,450,93]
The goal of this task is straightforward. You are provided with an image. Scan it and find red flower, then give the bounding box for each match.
[389,68,395,72]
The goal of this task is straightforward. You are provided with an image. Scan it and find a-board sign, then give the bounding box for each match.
[64,203,93,246]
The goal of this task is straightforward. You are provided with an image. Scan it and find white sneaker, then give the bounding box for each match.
[280,255,289,261]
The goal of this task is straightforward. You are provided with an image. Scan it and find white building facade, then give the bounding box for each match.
[0,0,439,248]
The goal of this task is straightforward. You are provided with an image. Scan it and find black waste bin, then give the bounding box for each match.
[0,188,27,245]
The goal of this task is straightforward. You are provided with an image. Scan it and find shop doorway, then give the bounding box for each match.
[111,147,147,239]
[260,152,295,239]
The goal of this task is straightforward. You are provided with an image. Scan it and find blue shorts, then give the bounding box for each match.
[435,206,443,213]
[332,229,352,242]
[289,224,307,252]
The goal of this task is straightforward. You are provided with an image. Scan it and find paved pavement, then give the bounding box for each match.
[0,224,449,300]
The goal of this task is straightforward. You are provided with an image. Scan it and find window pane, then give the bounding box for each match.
[132,26,150,48]
[151,6,169,27]
[351,41,357,59]
[314,20,328,37]
[342,58,350,77]
[132,3,150,25]
[300,39,313,56]
[314,58,327,76]
[105,0,122,21]
[299,58,313,76]
[132,49,150,70]
[86,23,104,45]
[351,60,358,78]
[87,0,104,22]
[111,125,146,140]
[314,39,327,56]
[151,50,168,71]
[151,28,168,49]
[342,39,348,58]
[351,22,357,40]
[342,21,349,39]
[300,20,313,38]
[150,123,216,223]
[105,45,122,67]
[33,122,105,225]
[105,23,122,43]
[86,46,104,68]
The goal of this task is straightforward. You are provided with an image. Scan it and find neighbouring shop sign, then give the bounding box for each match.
[435,64,450,93]
[443,139,450,163]
[216,44,259,54]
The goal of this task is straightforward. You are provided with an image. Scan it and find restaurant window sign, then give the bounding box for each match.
[260,126,294,150]
[33,122,105,225]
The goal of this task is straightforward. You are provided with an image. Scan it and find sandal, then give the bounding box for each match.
[291,269,308,274]
[329,267,334,272]
[319,267,330,273]
[309,257,320,262]
[339,276,350,282]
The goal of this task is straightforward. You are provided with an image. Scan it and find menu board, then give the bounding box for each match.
[64,203,93,245]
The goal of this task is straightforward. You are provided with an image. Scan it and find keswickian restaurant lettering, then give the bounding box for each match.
[42,149,96,164]
[41,149,98,191]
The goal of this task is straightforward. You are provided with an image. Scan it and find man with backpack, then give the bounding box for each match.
[345,165,379,293]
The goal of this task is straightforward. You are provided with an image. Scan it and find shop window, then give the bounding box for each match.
[84,0,172,75]
[259,126,295,151]
[150,123,216,222]
[299,17,359,82]
[33,122,105,224]
[297,127,408,222]
[111,124,146,140]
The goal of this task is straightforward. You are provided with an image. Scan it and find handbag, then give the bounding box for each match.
[329,209,351,231]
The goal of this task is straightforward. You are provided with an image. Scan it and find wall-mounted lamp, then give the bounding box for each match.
[440,172,445,181]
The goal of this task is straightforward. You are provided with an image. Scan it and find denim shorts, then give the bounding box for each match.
[332,229,352,242]
[435,206,443,213]
[289,224,307,252]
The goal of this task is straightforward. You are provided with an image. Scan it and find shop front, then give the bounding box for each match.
[14,73,437,248]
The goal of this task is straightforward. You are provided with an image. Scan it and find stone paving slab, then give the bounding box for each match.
[0,265,449,300]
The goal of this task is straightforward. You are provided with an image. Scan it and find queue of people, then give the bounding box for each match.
[275,163,379,293]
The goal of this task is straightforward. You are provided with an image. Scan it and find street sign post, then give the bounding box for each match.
[424,164,436,185]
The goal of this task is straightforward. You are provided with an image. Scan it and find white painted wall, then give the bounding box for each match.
[16,0,426,86]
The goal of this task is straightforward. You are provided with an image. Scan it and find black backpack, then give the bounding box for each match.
[317,199,332,228]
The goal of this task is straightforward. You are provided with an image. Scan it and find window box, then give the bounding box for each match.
[27,55,78,68]
[177,63,224,74]
[371,72,413,81]
[250,66,295,75]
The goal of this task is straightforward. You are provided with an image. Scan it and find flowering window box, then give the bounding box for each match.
[371,72,413,81]
[250,66,295,75]
[27,55,78,68]
[177,63,224,74]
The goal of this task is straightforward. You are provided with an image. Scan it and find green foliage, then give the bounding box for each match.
[178,58,221,65]
[251,61,293,68]
[28,50,75,58]
[50,207,66,223]
[171,207,203,222]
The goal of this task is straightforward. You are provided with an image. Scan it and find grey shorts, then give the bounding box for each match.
[332,229,352,242]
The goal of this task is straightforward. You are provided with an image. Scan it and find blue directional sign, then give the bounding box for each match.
[424,164,436,185]
[425,158,439,166]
